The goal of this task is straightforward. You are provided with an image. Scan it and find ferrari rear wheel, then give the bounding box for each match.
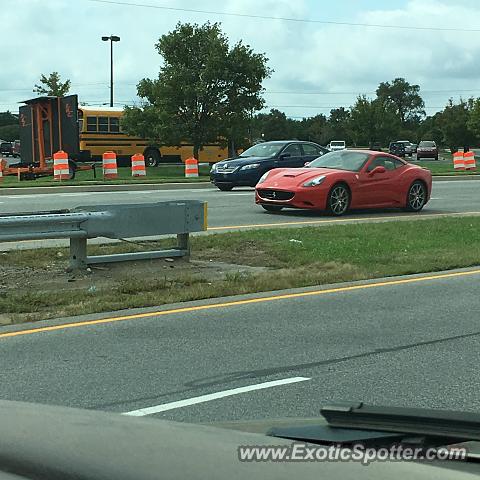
[261,204,283,212]
[405,181,427,212]
[327,183,350,216]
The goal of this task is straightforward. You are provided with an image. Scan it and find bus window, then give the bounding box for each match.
[78,118,84,132]
[98,117,109,132]
[86,116,97,132]
[110,117,120,133]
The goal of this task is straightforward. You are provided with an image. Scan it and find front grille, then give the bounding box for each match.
[215,165,238,173]
[257,189,295,201]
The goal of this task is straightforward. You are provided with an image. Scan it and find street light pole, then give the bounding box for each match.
[101,35,120,107]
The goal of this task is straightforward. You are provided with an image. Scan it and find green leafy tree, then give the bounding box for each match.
[122,22,270,158]
[467,97,480,142]
[251,109,298,141]
[296,114,327,143]
[33,72,71,97]
[439,99,477,151]
[348,96,400,146]
[376,78,425,125]
[418,112,444,145]
[322,107,351,144]
[0,111,19,141]
[0,111,18,128]
[0,124,19,141]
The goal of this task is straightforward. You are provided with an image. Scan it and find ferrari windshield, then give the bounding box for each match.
[308,150,369,171]
[239,143,284,158]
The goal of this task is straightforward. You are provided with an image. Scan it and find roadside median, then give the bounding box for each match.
[1,216,480,325]
[0,164,211,190]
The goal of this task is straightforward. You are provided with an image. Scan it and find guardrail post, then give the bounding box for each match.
[177,233,190,259]
[70,238,87,270]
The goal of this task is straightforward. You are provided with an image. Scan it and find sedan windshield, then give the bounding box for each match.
[239,143,284,158]
[308,150,370,171]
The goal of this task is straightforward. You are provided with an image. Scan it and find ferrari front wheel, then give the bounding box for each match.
[405,181,427,212]
[327,183,350,216]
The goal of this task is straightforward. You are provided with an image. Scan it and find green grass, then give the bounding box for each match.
[0,164,211,188]
[411,159,478,176]
[1,216,480,322]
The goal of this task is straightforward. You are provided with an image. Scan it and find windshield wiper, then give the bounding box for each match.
[268,402,480,449]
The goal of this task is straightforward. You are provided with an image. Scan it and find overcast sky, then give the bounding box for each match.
[2,0,480,118]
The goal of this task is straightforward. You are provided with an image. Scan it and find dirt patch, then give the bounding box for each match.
[0,257,268,295]
[0,256,270,324]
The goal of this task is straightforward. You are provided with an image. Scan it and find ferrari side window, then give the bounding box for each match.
[384,160,396,170]
[367,158,385,172]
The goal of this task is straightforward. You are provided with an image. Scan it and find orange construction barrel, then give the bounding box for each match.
[53,150,70,181]
[103,151,118,179]
[131,153,146,177]
[453,151,465,170]
[464,151,476,170]
[185,157,199,178]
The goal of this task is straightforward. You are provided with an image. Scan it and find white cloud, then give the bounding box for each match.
[1,0,479,116]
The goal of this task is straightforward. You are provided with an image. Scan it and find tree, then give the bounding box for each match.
[0,124,19,141]
[251,109,298,141]
[0,111,18,128]
[296,114,327,143]
[439,99,477,151]
[323,107,351,144]
[0,111,19,141]
[122,22,270,158]
[418,112,444,145]
[348,96,400,146]
[467,97,480,141]
[33,72,71,97]
[376,78,425,125]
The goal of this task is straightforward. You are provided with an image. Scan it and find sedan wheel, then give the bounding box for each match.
[405,181,427,212]
[327,184,350,216]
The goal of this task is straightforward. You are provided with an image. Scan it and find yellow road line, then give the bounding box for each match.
[207,211,480,231]
[1,268,480,340]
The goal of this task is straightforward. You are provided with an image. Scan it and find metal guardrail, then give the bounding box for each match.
[0,201,207,270]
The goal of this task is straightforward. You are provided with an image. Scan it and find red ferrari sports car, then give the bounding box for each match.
[255,150,432,215]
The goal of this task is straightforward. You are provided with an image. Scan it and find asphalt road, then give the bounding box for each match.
[1,268,479,424]
[0,179,479,229]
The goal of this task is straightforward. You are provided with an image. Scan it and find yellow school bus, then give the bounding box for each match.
[77,106,228,166]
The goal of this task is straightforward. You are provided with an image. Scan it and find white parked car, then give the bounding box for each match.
[328,140,346,151]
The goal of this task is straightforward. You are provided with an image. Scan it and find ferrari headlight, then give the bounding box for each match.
[240,163,261,170]
[257,171,270,184]
[303,175,326,187]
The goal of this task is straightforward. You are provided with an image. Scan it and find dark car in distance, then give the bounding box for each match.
[0,141,13,156]
[388,142,408,158]
[210,140,329,191]
[416,140,439,160]
[369,142,382,151]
